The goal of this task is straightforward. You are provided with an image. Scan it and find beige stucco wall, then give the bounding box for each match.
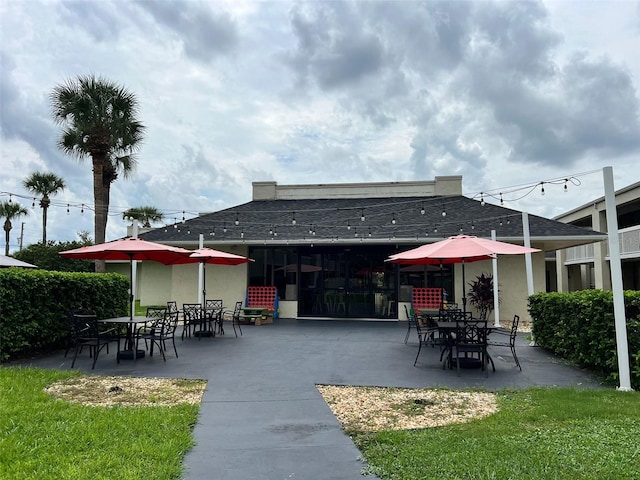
[453,252,545,323]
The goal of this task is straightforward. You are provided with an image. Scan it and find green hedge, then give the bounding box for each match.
[529,290,640,389]
[0,269,129,362]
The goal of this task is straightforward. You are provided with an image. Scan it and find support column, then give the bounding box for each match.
[555,249,569,292]
[592,209,611,290]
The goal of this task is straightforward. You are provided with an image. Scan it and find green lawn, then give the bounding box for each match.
[354,388,640,480]
[0,367,200,480]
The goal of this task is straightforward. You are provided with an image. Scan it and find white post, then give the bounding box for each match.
[603,166,633,391]
[198,234,204,305]
[521,212,535,297]
[522,212,536,345]
[491,230,501,327]
[131,219,138,317]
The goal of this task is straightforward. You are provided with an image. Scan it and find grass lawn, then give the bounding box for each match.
[0,367,201,480]
[353,387,640,480]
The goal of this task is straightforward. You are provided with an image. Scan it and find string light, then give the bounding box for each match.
[235,213,240,226]
[480,193,485,206]
[540,182,545,196]
[31,198,35,208]
[391,214,396,225]
[421,203,425,215]
[291,212,296,225]
[360,209,365,222]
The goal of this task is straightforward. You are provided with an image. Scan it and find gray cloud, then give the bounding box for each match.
[135,0,239,62]
[57,1,123,42]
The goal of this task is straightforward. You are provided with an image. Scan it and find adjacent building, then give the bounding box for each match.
[552,181,640,292]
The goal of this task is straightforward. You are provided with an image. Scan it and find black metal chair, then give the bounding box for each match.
[70,313,120,369]
[413,312,447,366]
[487,314,522,371]
[403,305,417,344]
[449,319,490,377]
[220,301,243,337]
[182,303,205,340]
[137,308,179,361]
[205,299,224,334]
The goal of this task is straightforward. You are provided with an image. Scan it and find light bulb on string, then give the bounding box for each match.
[391,214,396,225]
[480,193,485,206]
[420,203,425,215]
[291,212,296,225]
[500,193,504,206]
[360,209,365,222]
[31,198,35,209]
[81,204,84,214]
[564,180,568,192]
[182,211,185,223]
[66,204,70,215]
[347,221,351,230]
[540,182,545,196]
[235,214,240,226]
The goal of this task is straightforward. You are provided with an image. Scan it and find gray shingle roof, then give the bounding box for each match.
[140,195,606,251]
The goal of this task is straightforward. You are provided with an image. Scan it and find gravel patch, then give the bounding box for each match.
[317,385,498,432]
[45,375,207,407]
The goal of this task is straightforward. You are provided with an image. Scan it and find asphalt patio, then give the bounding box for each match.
[19,318,604,480]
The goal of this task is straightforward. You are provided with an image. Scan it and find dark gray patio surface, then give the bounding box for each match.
[18,319,603,480]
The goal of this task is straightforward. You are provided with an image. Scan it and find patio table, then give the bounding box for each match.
[99,316,156,360]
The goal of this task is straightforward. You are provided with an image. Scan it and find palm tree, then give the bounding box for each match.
[23,171,66,244]
[0,201,29,256]
[50,74,145,272]
[122,206,164,228]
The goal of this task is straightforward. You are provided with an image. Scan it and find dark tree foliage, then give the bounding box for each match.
[12,241,94,272]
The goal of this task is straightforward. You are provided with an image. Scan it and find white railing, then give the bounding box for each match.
[564,243,595,264]
[564,225,640,264]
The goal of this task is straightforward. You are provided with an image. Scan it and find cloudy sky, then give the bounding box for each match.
[1,0,639,252]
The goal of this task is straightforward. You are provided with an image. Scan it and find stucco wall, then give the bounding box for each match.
[453,252,545,323]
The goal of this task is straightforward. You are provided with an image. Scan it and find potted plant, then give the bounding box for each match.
[466,273,499,321]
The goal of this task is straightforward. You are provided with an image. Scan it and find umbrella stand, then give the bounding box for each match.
[118,253,147,360]
[194,260,214,337]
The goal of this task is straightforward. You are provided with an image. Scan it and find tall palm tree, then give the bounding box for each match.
[51,74,145,272]
[23,171,66,244]
[122,206,164,228]
[0,201,29,256]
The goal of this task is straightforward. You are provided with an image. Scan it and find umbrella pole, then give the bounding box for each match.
[461,259,466,314]
[202,261,206,305]
[129,255,134,321]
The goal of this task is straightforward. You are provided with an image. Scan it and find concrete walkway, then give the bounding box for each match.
[20,319,604,480]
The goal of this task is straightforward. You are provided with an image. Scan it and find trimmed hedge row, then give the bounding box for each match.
[529,290,640,389]
[0,269,129,362]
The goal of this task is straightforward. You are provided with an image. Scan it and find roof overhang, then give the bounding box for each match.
[158,234,608,252]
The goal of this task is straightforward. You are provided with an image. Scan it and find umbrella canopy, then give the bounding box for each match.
[60,238,194,319]
[0,254,38,268]
[171,247,253,304]
[387,235,539,265]
[387,235,540,312]
[59,237,193,263]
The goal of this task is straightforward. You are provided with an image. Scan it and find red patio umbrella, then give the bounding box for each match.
[387,235,540,312]
[171,247,253,305]
[60,237,194,319]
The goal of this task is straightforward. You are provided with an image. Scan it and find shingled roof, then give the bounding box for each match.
[140,195,606,252]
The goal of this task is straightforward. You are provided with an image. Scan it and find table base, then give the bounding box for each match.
[194,330,214,337]
[118,349,146,360]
